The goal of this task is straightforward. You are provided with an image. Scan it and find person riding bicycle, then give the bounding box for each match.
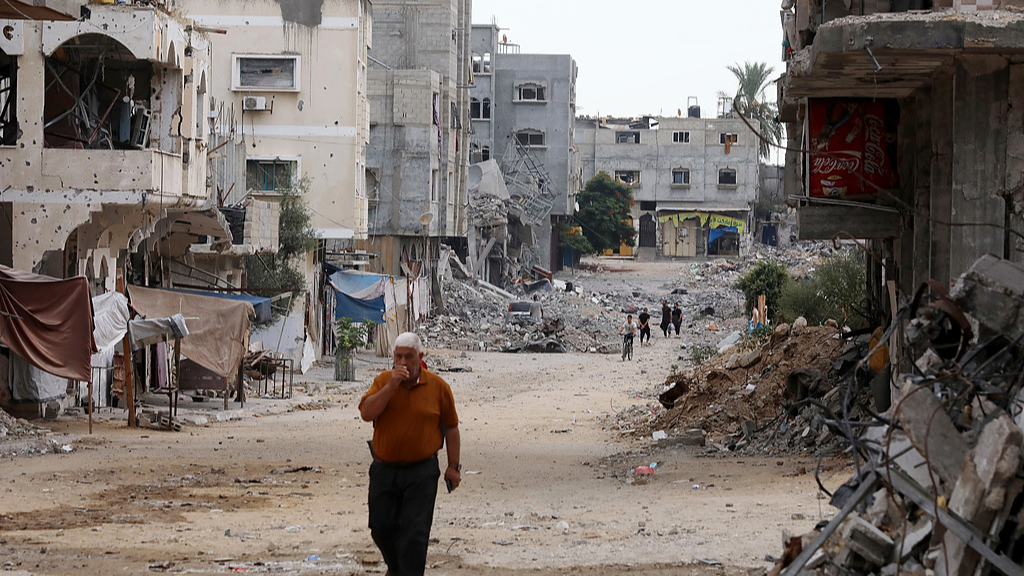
[619,314,637,360]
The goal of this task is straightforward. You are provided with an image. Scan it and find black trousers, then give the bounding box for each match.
[639,326,651,343]
[368,456,440,576]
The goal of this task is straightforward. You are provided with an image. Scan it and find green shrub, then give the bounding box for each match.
[734,261,790,321]
[690,345,718,365]
[779,250,867,327]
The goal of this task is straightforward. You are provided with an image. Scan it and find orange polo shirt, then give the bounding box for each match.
[359,369,459,464]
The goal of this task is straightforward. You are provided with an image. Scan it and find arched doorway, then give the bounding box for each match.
[639,213,657,248]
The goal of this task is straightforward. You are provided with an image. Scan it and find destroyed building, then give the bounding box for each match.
[1,3,218,287]
[575,113,761,258]
[362,0,472,278]
[469,23,582,275]
[779,1,1024,302]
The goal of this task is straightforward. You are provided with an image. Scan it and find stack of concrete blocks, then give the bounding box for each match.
[243,200,280,254]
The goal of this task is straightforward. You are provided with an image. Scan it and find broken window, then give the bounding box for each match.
[431,170,440,202]
[246,159,296,192]
[515,129,544,147]
[481,145,490,161]
[718,168,737,186]
[719,133,738,145]
[450,102,460,129]
[481,98,491,119]
[233,55,299,91]
[483,52,492,74]
[616,131,640,144]
[615,170,641,186]
[639,201,657,211]
[516,83,546,102]
[671,168,690,186]
[0,49,17,146]
[672,131,689,143]
[44,34,157,150]
[472,53,482,74]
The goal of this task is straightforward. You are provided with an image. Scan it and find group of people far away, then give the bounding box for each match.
[618,299,685,355]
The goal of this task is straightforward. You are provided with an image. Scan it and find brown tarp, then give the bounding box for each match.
[127,285,253,378]
[0,265,96,382]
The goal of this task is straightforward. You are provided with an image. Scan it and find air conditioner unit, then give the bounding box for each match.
[243,96,269,112]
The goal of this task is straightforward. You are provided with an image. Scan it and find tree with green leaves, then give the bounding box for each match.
[245,177,319,301]
[726,61,782,161]
[573,172,637,255]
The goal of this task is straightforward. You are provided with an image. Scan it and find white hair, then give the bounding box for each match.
[393,332,423,354]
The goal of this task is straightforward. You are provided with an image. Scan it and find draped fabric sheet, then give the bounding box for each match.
[0,265,96,382]
[127,286,252,379]
[92,291,130,354]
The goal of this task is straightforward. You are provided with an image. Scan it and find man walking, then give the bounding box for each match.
[637,307,651,346]
[660,300,672,337]
[529,295,544,323]
[671,304,683,336]
[359,332,461,576]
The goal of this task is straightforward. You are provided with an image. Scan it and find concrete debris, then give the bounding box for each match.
[771,255,1024,576]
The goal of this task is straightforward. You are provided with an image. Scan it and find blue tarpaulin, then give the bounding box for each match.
[708,226,738,246]
[158,287,273,323]
[330,270,387,323]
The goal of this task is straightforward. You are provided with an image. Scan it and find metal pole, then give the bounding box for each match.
[117,269,136,428]
[87,380,93,435]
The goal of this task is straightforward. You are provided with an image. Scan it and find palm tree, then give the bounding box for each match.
[726,61,782,161]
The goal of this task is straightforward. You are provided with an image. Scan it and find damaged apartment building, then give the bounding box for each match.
[363,0,471,278]
[778,0,1024,317]
[178,0,373,360]
[575,110,760,258]
[467,23,581,279]
[0,2,228,292]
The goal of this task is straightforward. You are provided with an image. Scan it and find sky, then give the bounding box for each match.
[470,0,784,120]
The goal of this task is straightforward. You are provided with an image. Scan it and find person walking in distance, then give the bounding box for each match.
[619,313,637,361]
[638,307,651,347]
[660,300,672,337]
[359,332,461,576]
[671,304,683,336]
[529,295,544,323]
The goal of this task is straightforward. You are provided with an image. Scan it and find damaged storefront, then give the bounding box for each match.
[658,211,749,258]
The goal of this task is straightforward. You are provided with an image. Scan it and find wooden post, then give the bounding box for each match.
[116,269,136,428]
[87,380,93,435]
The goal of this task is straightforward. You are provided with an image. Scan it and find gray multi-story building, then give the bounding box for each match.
[575,113,760,258]
[364,0,472,277]
[469,24,581,271]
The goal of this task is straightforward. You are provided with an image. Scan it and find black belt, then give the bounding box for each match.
[374,454,438,469]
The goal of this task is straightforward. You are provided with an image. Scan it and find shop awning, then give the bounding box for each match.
[160,287,272,324]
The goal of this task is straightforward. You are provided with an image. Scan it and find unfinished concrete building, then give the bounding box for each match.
[363,0,472,278]
[779,1,1024,309]
[575,113,760,258]
[0,3,223,290]
[469,24,581,275]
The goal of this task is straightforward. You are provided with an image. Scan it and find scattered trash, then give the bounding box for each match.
[305,555,320,562]
[652,430,667,441]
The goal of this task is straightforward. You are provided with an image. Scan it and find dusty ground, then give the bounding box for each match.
[0,259,853,576]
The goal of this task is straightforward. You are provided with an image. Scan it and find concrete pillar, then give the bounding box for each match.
[930,67,955,286]
[950,55,1008,281]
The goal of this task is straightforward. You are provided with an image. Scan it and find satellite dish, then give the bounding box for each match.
[419,212,434,225]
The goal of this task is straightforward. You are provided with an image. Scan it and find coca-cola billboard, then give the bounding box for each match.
[809,99,899,198]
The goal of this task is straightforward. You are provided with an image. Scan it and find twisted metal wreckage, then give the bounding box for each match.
[774,254,1024,576]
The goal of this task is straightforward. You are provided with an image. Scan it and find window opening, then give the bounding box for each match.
[515,129,544,147]
[718,168,737,186]
[516,83,545,101]
[672,131,689,143]
[247,159,296,192]
[615,170,640,186]
[616,131,640,144]
[671,168,690,185]
[0,50,17,146]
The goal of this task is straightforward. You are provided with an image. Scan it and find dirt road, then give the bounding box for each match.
[0,262,850,576]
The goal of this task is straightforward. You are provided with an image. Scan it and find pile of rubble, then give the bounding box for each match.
[420,276,627,353]
[0,408,50,439]
[766,254,1024,576]
[613,322,849,457]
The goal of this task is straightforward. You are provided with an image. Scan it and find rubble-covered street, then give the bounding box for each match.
[0,256,855,576]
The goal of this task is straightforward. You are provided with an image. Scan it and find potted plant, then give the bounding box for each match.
[334,317,366,381]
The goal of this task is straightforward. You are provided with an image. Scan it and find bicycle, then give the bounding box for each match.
[621,334,634,361]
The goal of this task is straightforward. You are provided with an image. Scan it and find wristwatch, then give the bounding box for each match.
[449,463,461,471]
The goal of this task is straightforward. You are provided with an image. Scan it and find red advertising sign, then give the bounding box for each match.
[809,99,899,198]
